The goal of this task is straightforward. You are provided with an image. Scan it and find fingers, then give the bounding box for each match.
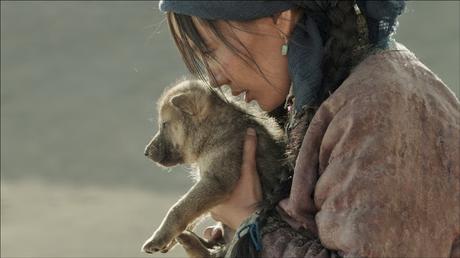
[242,128,257,172]
[207,128,262,231]
[176,231,212,258]
[203,225,223,241]
[240,128,263,204]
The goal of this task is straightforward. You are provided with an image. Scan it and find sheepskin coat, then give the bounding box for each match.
[261,45,460,257]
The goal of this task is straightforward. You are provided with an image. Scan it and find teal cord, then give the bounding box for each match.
[237,221,262,252]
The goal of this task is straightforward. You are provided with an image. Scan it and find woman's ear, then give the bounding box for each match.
[273,9,303,37]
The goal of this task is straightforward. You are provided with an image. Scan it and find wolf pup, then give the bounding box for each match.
[142,80,290,256]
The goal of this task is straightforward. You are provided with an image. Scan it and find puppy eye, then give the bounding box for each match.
[161,122,168,129]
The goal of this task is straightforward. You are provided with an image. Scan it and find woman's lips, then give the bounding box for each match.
[244,91,253,103]
[232,90,246,96]
[231,89,245,96]
[230,89,253,103]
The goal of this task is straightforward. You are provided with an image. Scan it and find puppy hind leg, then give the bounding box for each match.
[178,230,228,258]
[177,231,213,258]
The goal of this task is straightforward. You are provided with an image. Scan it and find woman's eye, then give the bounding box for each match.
[202,48,215,57]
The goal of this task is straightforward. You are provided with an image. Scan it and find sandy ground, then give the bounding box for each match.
[1,1,458,258]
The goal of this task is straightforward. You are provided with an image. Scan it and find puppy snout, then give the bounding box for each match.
[144,143,157,157]
[145,139,163,162]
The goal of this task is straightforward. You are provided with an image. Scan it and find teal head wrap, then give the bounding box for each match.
[160,0,406,112]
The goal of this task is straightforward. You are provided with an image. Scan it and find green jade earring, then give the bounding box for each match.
[281,33,288,56]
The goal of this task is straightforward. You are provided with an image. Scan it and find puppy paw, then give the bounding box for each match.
[176,231,212,258]
[141,233,174,254]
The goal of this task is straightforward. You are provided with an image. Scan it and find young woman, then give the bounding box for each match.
[155,1,460,257]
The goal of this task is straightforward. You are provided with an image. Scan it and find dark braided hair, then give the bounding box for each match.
[286,0,369,166]
[316,0,369,100]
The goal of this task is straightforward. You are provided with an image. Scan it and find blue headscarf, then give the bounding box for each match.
[159,0,406,112]
[357,0,406,48]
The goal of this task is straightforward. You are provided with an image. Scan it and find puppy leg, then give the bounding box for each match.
[160,217,200,253]
[177,230,228,258]
[142,177,232,254]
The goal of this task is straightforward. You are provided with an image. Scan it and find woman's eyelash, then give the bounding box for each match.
[202,48,215,56]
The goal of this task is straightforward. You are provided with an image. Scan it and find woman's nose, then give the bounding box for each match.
[211,72,229,87]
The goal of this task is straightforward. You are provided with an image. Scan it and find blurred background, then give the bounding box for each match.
[1,1,459,257]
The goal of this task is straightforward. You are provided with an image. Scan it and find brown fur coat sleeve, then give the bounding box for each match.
[273,47,460,257]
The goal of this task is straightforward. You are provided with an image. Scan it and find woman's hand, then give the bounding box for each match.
[207,128,263,232]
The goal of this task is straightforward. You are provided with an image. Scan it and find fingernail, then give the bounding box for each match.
[211,228,218,238]
[246,128,256,136]
[211,227,222,239]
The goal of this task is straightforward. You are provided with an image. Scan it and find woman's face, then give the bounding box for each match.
[192,16,294,112]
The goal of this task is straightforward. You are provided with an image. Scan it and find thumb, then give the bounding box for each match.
[242,128,257,171]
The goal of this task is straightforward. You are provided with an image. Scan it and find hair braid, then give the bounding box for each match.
[315,0,369,100]
[285,0,369,166]
[295,0,370,101]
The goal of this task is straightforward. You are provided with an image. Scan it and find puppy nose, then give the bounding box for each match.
[144,146,149,156]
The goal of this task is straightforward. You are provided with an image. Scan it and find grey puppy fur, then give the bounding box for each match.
[141,80,290,257]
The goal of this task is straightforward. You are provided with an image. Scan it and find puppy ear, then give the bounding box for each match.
[170,93,196,116]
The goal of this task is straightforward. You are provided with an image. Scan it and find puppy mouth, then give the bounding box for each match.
[146,144,183,168]
[157,159,181,167]
[148,153,183,167]
[147,155,182,168]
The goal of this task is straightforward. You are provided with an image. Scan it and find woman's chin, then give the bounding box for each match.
[258,103,275,112]
[244,92,264,108]
[243,92,283,112]
[254,99,280,112]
